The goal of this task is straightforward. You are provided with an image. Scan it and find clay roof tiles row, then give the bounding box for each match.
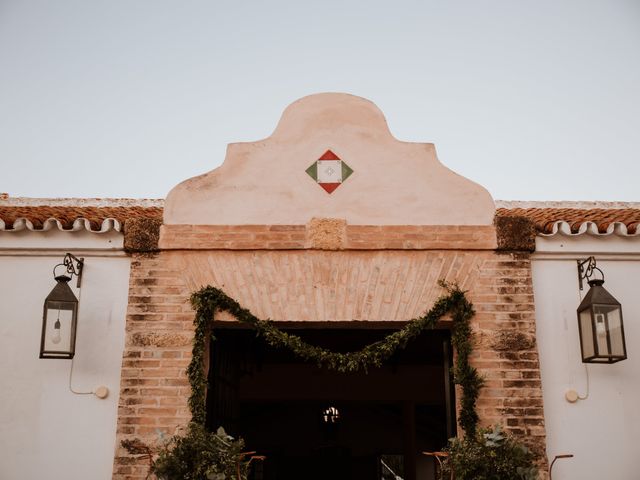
[0,199,639,236]
[496,207,640,235]
[0,205,162,232]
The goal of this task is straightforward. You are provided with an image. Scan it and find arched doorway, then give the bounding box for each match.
[206,325,456,480]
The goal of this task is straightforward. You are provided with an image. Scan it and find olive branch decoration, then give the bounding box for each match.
[188,280,483,436]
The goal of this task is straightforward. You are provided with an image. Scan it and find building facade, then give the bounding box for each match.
[0,199,160,479]
[1,94,638,480]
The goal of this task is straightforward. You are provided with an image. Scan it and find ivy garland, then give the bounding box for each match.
[187,280,483,436]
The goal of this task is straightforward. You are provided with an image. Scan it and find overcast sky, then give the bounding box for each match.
[1,0,638,201]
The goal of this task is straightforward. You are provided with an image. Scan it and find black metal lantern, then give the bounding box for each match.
[40,254,83,359]
[576,257,627,364]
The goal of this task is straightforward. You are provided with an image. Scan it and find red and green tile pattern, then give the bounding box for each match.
[305,150,354,194]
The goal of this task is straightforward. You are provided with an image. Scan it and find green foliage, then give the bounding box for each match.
[440,426,538,480]
[152,424,251,480]
[188,281,483,436]
[450,287,484,437]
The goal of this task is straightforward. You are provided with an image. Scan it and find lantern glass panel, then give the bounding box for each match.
[594,304,624,357]
[579,309,595,360]
[43,301,75,353]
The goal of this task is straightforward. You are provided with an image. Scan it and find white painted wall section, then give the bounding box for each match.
[0,240,130,480]
[532,238,640,480]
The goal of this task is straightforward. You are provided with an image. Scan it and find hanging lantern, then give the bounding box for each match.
[576,258,627,364]
[40,254,83,359]
[322,406,340,424]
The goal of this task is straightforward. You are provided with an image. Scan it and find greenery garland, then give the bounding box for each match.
[188,280,483,436]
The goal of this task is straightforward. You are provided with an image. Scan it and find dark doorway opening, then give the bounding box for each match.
[206,327,455,480]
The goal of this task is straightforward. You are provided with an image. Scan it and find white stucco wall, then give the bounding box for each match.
[532,237,640,480]
[0,232,130,480]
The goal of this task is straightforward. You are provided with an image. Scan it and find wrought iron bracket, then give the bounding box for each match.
[577,256,604,291]
[53,253,85,288]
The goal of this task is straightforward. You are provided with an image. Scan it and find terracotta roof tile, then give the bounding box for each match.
[2,199,639,237]
[496,208,640,234]
[0,206,162,231]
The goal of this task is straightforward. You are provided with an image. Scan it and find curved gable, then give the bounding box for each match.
[164,93,495,226]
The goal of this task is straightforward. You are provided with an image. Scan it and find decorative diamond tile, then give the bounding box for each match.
[306,149,353,194]
[318,161,340,182]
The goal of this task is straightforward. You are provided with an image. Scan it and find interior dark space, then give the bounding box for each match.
[206,327,454,480]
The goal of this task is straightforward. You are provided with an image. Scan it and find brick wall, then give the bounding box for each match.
[113,224,547,478]
[469,253,546,463]
[112,254,194,479]
[158,223,498,251]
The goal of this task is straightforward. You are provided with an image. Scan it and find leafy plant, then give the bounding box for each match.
[440,426,538,480]
[150,424,256,480]
[189,281,482,436]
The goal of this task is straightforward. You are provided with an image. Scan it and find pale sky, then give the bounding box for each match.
[1,0,639,201]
